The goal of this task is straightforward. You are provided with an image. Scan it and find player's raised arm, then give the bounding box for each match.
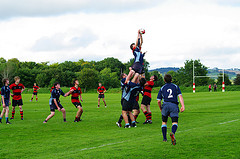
[178,95,185,112]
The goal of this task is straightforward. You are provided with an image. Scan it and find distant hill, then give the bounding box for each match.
[149,67,179,75]
[150,67,239,80]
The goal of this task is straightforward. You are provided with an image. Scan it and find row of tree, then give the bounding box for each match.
[0,57,236,90]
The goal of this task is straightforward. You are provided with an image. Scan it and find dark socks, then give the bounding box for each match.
[172,124,178,134]
[162,125,167,140]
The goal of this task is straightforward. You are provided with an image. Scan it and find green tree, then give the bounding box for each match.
[177,59,208,86]
[167,70,180,85]
[217,73,231,85]
[99,68,119,89]
[234,74,240,85]
[78,68,99,91]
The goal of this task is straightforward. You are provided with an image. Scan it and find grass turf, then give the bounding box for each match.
[0,91,239,158]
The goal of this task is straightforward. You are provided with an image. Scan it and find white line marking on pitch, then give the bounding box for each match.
[79,119,240,151]
[219,119,239,125]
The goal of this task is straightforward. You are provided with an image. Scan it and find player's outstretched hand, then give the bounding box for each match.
[180,106,185,112]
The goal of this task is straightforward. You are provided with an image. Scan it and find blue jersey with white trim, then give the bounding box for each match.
[50,88,65,105]
[121,78,126,96]
[1,86,10,99]
[157,83,182,104]
[122,81,141,102]
[133,47,144,65]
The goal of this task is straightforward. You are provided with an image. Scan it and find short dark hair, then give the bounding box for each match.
[130,43,135,50]
[2,78,9,84]
[73,79,78,85]
[153,75,158,81]
[120,73,126,79]
[53,82,59,88]
[164,74,172,83]
[140,78,147,87]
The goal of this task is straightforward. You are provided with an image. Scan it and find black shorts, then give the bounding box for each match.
[132,100,139,110]
[98,94,105,98]
[131,62,144,74]
[33,92,37,95]
[121,99,134,111]
[50,103,64,112]
[12,99,23,106]
[72,102,82,108]
[141,96,152,106]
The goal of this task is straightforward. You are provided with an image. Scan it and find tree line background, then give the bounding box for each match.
[0,57,238,91]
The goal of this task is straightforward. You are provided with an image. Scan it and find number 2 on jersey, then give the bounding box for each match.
[167,89,173,98]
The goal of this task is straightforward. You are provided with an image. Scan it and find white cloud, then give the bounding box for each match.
[0,0,240,70]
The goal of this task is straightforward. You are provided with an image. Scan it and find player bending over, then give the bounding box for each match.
[66,79,83,122]
[0,78,11,124]
[157,74,185,145]
[129,29,145,78]
[43,82,70,123]
[141,75,158,124]
[30,83,40,102]
[9,76,25,120]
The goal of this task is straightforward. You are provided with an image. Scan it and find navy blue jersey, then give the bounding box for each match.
[133,48,144,65]
[1,86,10,99]
[50,88,65,103]
[121,78,126,94]
[122,81,142,102]
[157,83,182,104]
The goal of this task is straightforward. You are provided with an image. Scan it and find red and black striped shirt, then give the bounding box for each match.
[70,86,82,103]
[143,81,154,98]
[97,86,106,94]
[9,83,25,100]
[33,86,40,93]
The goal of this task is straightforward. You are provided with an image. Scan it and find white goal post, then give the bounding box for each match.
[193,61,225,93]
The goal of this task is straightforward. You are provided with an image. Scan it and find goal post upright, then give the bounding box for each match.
[222,69,225,92]
[193,61,195,93]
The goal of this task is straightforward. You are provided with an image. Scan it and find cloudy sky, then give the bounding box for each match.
[0,0,240,69]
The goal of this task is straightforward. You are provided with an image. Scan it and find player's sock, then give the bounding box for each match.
[36,98,38,101]
[143,111,148,119]
[148,112,152,120]
[63,118,66,122]
[118,114,123,123]
[6,117,9,123]
[127,114,131,123]
[162,125,167,141]
[0,117,2,122]
[75,116,78,121]
[20,111,23,119]
[31,98,33,100]
[12,111,15,118]
[172,124,178,134]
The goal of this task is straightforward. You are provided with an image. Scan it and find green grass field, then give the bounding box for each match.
[0,91,239,158]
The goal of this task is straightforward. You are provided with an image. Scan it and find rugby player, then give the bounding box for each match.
[66,79,83,122]
[141,75,158,124]
[9,76,25,120]
[97,83,107,108]
[157,74,185,145]
[0,78,11,124]
[43,82,70,123]
[30,83,40,102]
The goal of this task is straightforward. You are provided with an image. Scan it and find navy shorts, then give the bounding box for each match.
[72,102,82,108]
[50,103,64,112]
[131,62,144,74]
[161,102,179,118]
[121,99,134,111]
[2,99,10,107]
[141,96,151,106]
[98,94,105,98]
[33,92,37,95]
[132,100,139,110]
[12,99,23,106]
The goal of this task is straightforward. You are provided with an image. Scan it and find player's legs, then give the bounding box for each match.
[75,106,83,122]
[116,114,123,127]
[128,111,137,127]
[122,110,129,125]
[132,109,140,120]
[162,117,168,142]
[5,107,10,124]
[98,98,100,107]
[11,106,16,119]
[60,108,66,122]
[19,105,24,120]
[30,94,34,101]
[146,105,152,123]
[102,98,107,107]
[36,94,38,101]
[44,111,55,123]
[0,108,6,123]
